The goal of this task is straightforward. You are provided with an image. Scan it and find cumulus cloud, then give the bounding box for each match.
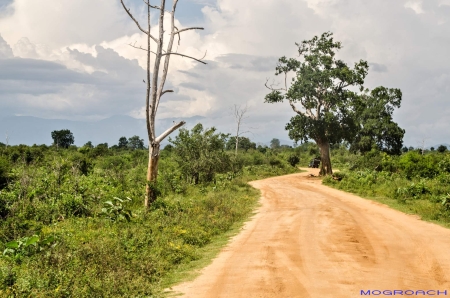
[1,0,450,145]
[0,34,13,59]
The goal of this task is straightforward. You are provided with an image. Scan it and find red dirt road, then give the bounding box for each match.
[170,169,450,297]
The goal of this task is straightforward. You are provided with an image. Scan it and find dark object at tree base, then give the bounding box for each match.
[308,158,321,168]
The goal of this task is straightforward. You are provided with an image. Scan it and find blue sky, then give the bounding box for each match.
[0,0,449,147]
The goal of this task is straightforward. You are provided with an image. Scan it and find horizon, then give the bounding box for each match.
[1,0,450,148]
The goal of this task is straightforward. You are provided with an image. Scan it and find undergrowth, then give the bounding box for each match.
[323,149,450,226]
[0,142,299,297]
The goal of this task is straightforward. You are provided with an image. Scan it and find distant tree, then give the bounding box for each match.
[232,104,250,155]
[5,132,9,149]
[51,129,74,149]
[408,146,414,151]
[430,147,435,151]
[437,145,448,153]
[402,146,409,153]
[118,137,129,149]
[92,143,109,157]
[163,144,174,152]
[270,138,281,149]
[127,136,145,150]
[226,136,256,152]
[257,145,267,154]
[83,141,94,148]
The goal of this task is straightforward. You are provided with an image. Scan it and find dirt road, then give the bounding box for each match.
[170,169,450,297]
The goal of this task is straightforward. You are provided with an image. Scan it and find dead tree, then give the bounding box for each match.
[120,0,206,208]
[233,104,249,156]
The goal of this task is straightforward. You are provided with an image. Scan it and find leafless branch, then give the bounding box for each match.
[120,0,158,44]
[161,51,207,64]
[264,78,284,91]
[142,0,173,13]
[233,104,250,155]
[173,27,204,35]
[161,90,174,96]
[128,42,157,55]
[155,121,186,143]
[174,26,181,46]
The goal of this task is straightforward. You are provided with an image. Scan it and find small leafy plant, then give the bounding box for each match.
[441,194,450,212]
[2,235,57,262]
[101,197,133,222]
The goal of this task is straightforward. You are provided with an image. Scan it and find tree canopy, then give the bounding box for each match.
[265,32,404,174]
[127,136,145,150]
[270,138,281,149]
[51,129,74,149]
[118,137,128,149]
[226,137,256,152]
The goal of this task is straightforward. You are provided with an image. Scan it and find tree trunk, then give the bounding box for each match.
[145,143,160,208]
[318,141,333,176]
[235,136,239,156]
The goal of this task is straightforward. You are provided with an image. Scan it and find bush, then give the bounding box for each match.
[170,124,231,184]
[287,155,300,167]
[0,157,10,189]
[398,151,439,179]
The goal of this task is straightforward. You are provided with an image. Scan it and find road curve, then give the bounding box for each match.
[170,168,450,297]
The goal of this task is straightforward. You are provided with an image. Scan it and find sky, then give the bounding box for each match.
[0,0,449,147]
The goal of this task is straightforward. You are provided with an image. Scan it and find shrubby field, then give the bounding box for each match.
[324,145,450,225]
[0,125,301,297]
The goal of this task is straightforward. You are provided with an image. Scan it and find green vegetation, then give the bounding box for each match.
[0,126,300,297]
[323,146,450,227]
[51,129,75,149]
[265,32,404,175]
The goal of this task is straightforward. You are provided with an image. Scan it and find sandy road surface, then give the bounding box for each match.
[170,169,450,297]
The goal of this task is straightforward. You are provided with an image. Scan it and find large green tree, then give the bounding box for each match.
[350,87,405,155]
[265,32,404,175]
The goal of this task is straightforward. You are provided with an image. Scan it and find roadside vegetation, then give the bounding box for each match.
[0,125,301,297]
[323,144,450,227]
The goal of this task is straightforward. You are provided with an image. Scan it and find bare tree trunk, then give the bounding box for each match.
[121,0,206,209]
[318,141,333,176]
[145,143,160,207]
[233,104,249,156]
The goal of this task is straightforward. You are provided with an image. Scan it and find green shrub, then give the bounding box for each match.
[398,151,439,179]
[287,154,300,167]
[0,157,10,189]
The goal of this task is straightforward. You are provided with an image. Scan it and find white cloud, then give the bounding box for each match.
[405,0,425,14]
[0,34,13,59]
[1,0,450,145]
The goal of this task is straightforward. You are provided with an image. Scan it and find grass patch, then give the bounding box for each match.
[323,170,450,229]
